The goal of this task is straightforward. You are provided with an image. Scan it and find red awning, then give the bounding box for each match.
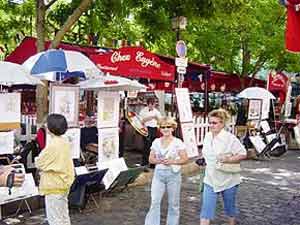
[5,37,102,64]
[90,47,175,81]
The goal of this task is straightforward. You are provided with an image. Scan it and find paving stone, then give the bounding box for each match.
[4,151,300,225]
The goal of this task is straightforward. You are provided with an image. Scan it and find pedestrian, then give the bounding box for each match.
[144,116,188,225]
[139,97,162,167]
[200,109,247,225]
[35,114,75,225]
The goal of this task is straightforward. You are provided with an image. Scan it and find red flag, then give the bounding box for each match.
[267,71,288,91]
[285,0,300,53]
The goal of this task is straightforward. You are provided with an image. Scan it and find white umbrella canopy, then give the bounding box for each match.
[237,87,275,100]
[79,75,146,92]
[0,61,43,86]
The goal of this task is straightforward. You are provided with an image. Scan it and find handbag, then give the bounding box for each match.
[215,161,241,173]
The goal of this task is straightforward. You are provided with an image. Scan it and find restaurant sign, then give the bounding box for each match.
[90,47,175,81]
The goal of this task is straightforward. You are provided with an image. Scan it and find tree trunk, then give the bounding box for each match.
[50,0,93,49]
[36,0,48,124]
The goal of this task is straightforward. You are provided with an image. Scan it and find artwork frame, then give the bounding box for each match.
[97,91,120,128]
[248,99,262,120]
[181,122,198,158]
[98,128,119,163]
[175,88,193,123]
[97,157,128,190]
[49,84,79,128]
[0,131,14,155]
[0,93,21,131]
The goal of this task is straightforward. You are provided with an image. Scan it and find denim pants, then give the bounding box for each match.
[200,183,239,220]
[145,168,182,225]
[45,193,71,225]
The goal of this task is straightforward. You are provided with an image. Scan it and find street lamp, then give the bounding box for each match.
[171,16,187,40]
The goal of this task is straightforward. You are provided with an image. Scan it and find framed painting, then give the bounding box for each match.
[97,157,128,190]
[64,128,81,159]
[0,93,21,131]
[248,99,262,120]
[49,84,79,128]
[97,91,120,128]
[98,128,119,163]
[0,131,14,154]
[175,88,193,123]
[181,122,198,158]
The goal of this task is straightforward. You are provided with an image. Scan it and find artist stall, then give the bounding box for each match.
[236,87,287,159]
[0,61,42,219]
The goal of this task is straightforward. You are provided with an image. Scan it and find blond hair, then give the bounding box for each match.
[208,108,231,124]
[158,116,177,129]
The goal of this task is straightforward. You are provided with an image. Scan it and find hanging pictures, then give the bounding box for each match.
[248,99,262,120]
[175,88,193,123]
[181,122,198,158]
[0,131,14,154]
[98,128,119,163]
[64,128,81,159]
[0,93,21,131]
[49,84,79,127]
[97,91,120,128]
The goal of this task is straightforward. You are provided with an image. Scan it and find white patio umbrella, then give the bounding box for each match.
[0,61,43,86]
[79,75,146,91]
[237,87,275,100]
[22,49,102,80]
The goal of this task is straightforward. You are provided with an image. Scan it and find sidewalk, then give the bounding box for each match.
[2,150,300,225]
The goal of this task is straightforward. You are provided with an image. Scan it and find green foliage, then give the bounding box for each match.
[0,0,299,75]
[0,0,35,53]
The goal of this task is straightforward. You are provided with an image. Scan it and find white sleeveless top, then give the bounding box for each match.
[151,137,186,171]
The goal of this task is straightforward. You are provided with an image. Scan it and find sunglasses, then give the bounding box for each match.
[160,126,172,129]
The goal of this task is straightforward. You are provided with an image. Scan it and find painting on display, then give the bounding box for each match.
[0,131,14,155]
[97,157,128,190]
[50,84,79,127]
[248,99,262,120]
[181,122,198,158]
[97,91,120,128]
[98,128,119,163]
[0,93,21,130]
[175,88,193,123]
[46,128,81,159]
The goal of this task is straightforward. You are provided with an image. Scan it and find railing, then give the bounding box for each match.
[193,116,236,146]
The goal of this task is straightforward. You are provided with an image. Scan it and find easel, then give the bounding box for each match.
[105,167,144,193]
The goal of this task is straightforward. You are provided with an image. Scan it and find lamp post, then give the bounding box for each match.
[172,16,187,88]
[171,16,187,115]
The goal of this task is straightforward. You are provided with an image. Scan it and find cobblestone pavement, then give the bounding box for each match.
[4,150,300,225]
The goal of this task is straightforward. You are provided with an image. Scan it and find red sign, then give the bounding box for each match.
[267,71,289,91]
[90,47,175,81]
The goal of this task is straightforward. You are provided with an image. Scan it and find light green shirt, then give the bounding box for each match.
[202,129,247,192]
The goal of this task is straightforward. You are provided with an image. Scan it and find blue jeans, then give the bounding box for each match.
[200,183,239,220]
[145,168,182,225]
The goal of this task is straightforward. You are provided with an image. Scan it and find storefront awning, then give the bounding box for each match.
[90,47,175,82]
